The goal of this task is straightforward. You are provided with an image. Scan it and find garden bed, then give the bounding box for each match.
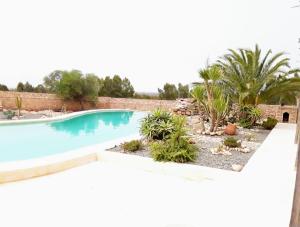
[107,123,270,172]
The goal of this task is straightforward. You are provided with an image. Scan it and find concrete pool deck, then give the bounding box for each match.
[0,123,297,227]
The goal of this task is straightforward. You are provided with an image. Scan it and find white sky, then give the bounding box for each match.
[0,0,299,92]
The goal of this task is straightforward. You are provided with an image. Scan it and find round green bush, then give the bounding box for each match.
[122,140,143,152]
[223,137,241,148]
[262,117,278,130]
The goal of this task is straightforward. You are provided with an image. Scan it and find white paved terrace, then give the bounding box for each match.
[0,124,297,227]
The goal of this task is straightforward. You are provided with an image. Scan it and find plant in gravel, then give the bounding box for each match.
[3,110,15,120]
[150,116,198,163]
[122,140,143,152]
[244,132,256,142]
[238,105,262,129]
[140,109,176,140]
[223,137,241,148]
[262,117,278,130]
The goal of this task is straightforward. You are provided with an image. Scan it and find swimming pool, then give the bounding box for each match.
[0,110,146,162]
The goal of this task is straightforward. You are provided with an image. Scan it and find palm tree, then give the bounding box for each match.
[217,44,300,106]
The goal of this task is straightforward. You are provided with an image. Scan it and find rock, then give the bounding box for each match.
[210,132,216,136]
[232,164,243,172]
[241,148,251,153]
[12,116,18,120]
[216,131,224,136]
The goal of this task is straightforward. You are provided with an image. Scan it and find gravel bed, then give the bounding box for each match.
[107,127,271,171]
[0,111,65,121]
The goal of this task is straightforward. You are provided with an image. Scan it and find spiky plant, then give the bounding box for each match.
[217,44,300,106]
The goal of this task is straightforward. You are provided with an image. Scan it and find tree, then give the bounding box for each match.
[98,75,135,98]
[217,44,300,106]
[121,77,135,97]
[0,84,9,91]
[24,82,34,92]
[43,70,63,93]
[57,70,100,110]
[16,82,25,92]
[178,83,190,98]
[158,83,178,100]
[34,84,47,93]
[192,66,229,132]
[111,75,123,97]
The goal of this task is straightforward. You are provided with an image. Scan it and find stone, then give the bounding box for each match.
[232,164,243,172]
[241,148,251,153]
[216,131,223,136]
[12,116,18,120]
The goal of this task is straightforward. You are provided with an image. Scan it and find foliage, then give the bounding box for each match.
[16,82,34,92]
[217,44,300,106]
[150,116,197,163]
[3,110,15,120]
[262,117,278,130]
[34,84,47,93]
[244,132,256,141]
[57,70,100,109]
[15,96,22,118]
[238,105,262,128]
[178,83,190,98]
[133,93,159,100]
[43,70,63,93]
[191,65,229,132]
[223,137,241,148]
[0,84,9,91]
[140,109,176,140]
[122,140,143,152]
[158,83,178,100]
[98,75,135,98]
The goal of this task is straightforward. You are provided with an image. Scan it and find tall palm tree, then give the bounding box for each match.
[217,44,300,106]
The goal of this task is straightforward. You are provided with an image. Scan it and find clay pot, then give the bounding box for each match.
[224,124,237,135]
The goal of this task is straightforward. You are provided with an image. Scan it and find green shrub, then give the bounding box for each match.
[150,116,198,163]
[140,109,176,140]
[3,110,15,120]
[239,105,262,128]
[122,140,143,152]
[223,137,241,148]
[262,117,278,130]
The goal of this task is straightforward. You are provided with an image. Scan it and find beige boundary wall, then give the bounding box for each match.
[0,91,297,123]
[0,91,175,112]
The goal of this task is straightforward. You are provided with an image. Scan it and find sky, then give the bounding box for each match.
[0,0,299,92]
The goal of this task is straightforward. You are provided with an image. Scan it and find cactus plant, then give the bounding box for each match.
[15,96,22,118]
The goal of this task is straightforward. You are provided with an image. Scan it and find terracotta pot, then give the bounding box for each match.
[224,124,237,135]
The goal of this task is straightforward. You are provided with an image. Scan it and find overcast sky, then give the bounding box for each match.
[0,0,299,92]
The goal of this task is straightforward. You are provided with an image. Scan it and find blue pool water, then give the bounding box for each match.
[0,111,146,162]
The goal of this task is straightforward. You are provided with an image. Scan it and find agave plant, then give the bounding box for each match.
[140,109,176,140]
[15,95,22,118]
[217,44,300,106]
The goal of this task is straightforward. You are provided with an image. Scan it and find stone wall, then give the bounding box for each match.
[0,91,298,123]
[0,91,175,112]
[258,104,298,123]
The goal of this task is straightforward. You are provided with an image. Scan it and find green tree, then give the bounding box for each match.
[34,84,47,93]
[57,70,100,110]
[24,82,34,92]
[16,82,25,92]
[111,75,123,97]
[43,70,63,93]
[0,84,9,91]
[158,83,178,100]
[121,77,135,97]
[217,44,300,106]
[178,83,190,98]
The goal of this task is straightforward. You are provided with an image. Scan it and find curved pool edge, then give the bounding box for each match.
[0,108,142,126]
[0,133,141,184]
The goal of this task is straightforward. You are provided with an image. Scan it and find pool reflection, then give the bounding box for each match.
[49,111,134,136]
